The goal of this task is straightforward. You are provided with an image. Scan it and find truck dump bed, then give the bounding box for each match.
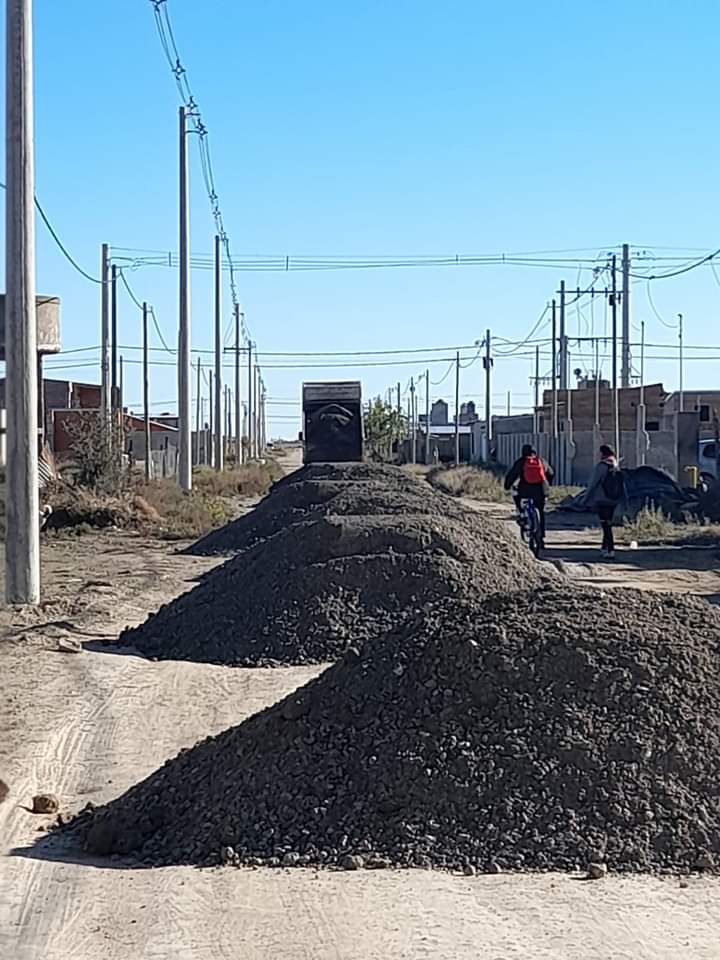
[302,381,363,463]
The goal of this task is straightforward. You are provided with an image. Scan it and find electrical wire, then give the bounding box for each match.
[117,269,175,354]
[646,281,678,330]
[0,180,101,283]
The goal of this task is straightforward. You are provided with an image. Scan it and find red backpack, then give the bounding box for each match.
[522,454,546,485]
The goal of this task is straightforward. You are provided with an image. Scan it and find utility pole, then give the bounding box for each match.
[410,377,416,463]
[208,369,214,468]
[213,234,223,470]
[110,264,118,409]
[621,242,631,388]
[559,279,568,389]
[611,255,620,456]
[142,302,151,480]
[533,345,540,434]
[178,105,192,491]
[195,358,201,467]
[425,369,430,464]
[551,301,558,441]
[454,350,461,465]
[100,242,110,432]
[636,321,647,467]
[678,313,684,412]
[119,355,124,411]
[247,342,253,459]
[234,305,242,465]
[6,0,39,603]
[483,331,491,461]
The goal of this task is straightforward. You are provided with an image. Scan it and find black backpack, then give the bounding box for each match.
[602,465,624,502]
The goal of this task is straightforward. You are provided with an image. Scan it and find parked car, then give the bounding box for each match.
[699,439,718,483]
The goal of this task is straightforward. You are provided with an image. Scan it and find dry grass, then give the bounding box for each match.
[42,462,282,541]
[427,465,506,501]
[621,505,720,546]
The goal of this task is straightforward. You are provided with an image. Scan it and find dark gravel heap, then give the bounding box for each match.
[184,478,470,556]
[271,461,419,489]
[78,584,720,873]
[120,513,547,666]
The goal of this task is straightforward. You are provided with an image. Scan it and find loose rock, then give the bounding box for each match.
[68,584,720,873]
[32,793,59,815]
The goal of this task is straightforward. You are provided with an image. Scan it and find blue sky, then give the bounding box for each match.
[2,0,719,435]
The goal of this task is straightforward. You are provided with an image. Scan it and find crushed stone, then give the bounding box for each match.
[76,584,720,873]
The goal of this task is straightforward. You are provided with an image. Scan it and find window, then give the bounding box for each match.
[701,443,716,460]
[645,421,660,432]
[700,405,711,422]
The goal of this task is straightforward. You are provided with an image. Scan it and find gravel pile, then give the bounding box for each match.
[271,461,419,489]
[120,513,547,666]
[78,584,720,873]
[184,478,470,556]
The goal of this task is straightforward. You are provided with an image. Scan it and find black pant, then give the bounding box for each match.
[597,503,616,552]
[514,491,546,539]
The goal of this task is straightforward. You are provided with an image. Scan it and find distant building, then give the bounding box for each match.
[430,399,449,426]
[458,401,478,425]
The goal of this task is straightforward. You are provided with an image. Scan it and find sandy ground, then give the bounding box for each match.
[2,463,720,959]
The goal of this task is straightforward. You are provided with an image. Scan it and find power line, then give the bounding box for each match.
[149,0,249,344]
[0,180,101,283]
[117,269,175,354]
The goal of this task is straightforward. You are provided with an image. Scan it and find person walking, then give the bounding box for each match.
[581,444,624,559]
[503,443,554,547]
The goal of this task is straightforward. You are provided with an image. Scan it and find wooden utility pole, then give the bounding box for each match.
[483,330,492,460]
[234,305,242,464]
[611,255,620,455]
[110,264,118,409]
[425,368,430,464]
[100,242,110,427]
[195,358,202,466]
[142,302,151,480]
[178,105,192,490]
[454,351,461,465]
[213,234,223,470]
[621,242,631,388]
[6,0,39,603]
[559,279,567,389]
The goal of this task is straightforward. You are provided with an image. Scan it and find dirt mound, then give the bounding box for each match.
[120,513,546,666]
[76,583,720,873]
[184,479,469,556]
[271,462,417,489]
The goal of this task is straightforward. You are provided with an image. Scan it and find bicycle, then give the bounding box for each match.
[518,497,542,557]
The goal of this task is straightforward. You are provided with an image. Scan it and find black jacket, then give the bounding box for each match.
[503,455,554,498]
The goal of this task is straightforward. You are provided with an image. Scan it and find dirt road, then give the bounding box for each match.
[1,477,720,957]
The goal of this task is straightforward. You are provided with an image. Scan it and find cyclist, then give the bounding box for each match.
[503,444,554,546]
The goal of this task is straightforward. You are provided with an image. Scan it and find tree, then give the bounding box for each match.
[364,397,406,460]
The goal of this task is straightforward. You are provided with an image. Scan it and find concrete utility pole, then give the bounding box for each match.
[234,305,242,464]
[454,352,461,464]
[621,242,631,388]
[208,369,214,467]
[678,313,684,412]
[6,0,39,603]
[551,301,558,441]
[410,377,416,463]
[611,256,620,456]
[533,345,540,434]
[213,234,223,471]
[247,342,253,459]
[559,280,568,389]
[142,302,151,480]
[425,368,430,464]
[253,365,260,456]
[100,242,110,430]
[178,105,192,491]
[110,264,118,409]
[483,331,491,460]
[195,358,202,466]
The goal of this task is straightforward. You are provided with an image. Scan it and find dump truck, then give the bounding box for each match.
[301,381,363,464]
